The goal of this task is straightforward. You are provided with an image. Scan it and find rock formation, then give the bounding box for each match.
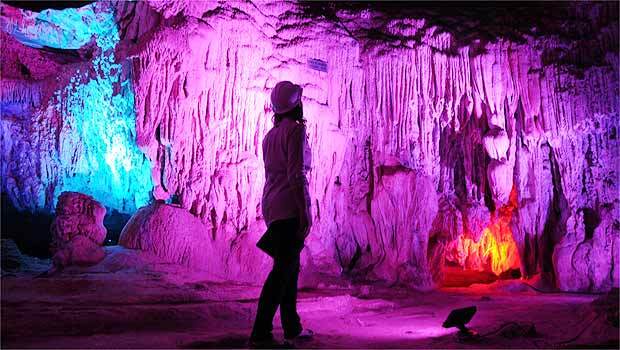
[119,201,272,282]
[1,1,618,291]
[50,191,107,267]
[0,2,153,213]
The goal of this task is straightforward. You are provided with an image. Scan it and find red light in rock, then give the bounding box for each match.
[447,187,520,276]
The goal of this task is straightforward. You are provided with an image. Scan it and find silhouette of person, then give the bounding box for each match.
[250,81,314,348]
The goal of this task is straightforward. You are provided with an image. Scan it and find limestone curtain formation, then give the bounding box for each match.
[1,1,618,291]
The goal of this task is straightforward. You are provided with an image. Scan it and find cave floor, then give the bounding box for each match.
[2,246,618,349]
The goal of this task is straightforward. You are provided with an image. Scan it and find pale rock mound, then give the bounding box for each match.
[119,202,215,268]
[119,202,274,283]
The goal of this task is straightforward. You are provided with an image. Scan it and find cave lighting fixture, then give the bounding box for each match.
[442,306,479,342]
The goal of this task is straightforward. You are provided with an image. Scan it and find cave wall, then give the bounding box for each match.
[1,2,153,214]
[1,1,618,291]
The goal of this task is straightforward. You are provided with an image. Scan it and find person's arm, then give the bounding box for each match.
[287,124,312,239]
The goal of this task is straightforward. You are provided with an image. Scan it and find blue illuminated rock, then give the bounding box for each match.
[0,2,153,214]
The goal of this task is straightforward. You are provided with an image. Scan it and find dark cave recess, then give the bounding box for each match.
[1,193,131,258]
[3,1,95,12]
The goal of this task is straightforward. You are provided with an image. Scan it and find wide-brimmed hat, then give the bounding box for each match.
[271,81,303,114]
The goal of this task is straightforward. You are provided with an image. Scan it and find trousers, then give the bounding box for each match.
[251,218,303,340]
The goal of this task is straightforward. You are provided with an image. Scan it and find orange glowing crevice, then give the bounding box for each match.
[447,187,520,275]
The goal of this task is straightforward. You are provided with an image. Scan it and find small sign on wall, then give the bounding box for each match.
[307,58,328,72]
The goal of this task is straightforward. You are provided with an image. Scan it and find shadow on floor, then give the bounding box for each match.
[181,335,250,349]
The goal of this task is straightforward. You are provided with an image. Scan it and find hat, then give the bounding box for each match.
[271,81,303,114]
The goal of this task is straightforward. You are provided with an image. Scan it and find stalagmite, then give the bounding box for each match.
[50,192,107,267]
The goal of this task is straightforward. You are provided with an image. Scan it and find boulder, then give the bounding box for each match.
[50,192,107,267]
[119,202,215,269]
[119,202,272,282]
[1,239,22,272]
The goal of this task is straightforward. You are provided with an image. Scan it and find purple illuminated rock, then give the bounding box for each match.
[112,1,618,290]
[119,202,272,282]
[119,202,216,270]
[370,168,438,287]
[1,1,618,291]
[553,204,620,292]
[50,192,107,267]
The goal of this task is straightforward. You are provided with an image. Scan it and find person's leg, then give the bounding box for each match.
[280,253,302,339]
[250,262,284,341]
[251,221,287,341]
[279,219,303,339]
[251,218,304,341]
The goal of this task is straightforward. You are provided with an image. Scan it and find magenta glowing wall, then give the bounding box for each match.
[1,1,618,291]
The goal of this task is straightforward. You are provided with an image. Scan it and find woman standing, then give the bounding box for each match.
[250,81,314,348]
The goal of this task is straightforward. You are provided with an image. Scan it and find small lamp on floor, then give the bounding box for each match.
[442,306,480,342]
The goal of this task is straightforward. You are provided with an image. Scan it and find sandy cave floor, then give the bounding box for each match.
[2,246,618,349]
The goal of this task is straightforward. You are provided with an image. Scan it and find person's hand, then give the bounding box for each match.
[297,211,312,241]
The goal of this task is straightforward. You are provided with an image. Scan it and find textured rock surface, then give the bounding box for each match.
[1,239,50,275]
[0,2,152,214]
[119,202,271,282]
[1,1,618,290]
[113,1,618,290]
[1,239,24,273]
[50,192,107,267]
[334,166,438,287]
